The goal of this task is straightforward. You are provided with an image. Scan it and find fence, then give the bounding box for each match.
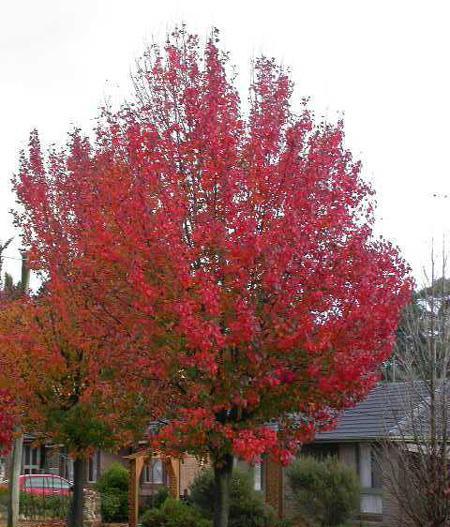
[0,451,73,522]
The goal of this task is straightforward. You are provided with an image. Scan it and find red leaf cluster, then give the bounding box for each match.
[0,389,14,454]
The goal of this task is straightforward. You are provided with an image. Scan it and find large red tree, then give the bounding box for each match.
[14,28,411,527]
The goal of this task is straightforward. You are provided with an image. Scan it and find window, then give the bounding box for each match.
[371,447,382,489]
[23,446,41,474]
[253,461,265,492]
[87,451,100,483]
[144,459,164,484]
[60,452,74,482]
[301,444,338,459]
[358,444,382,490]
[358,444,383,514]
[0,458,5,481]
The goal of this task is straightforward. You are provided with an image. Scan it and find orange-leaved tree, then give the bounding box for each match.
[0,389,14,454]
[0,239,19,454]
[14,28,411,527]
[0,289,152,527]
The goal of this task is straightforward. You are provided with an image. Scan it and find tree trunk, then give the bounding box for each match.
[69,457,86,527]
[213,453,233,527]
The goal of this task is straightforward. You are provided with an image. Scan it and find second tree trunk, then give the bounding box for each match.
[213,454,233,527]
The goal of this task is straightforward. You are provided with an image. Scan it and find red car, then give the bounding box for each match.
[19,474,72,496]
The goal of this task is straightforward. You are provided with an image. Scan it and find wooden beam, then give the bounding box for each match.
[128,454,147,527]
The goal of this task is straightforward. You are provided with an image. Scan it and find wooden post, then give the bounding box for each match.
[126,451,181,527]
[265,459,283,518]
[128,454,146,527]
[165,459,180,498]
[20,251,30,292]
[7,252,29,527]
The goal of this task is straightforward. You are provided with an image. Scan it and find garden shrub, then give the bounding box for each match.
[95,462,129,522]
[189,468,281,527]
[150,486,170,509]
[287,456,360,527]
[139,487,169,516]
[19,492,71,519]
[140,497,211,527]
[0,486,8,514]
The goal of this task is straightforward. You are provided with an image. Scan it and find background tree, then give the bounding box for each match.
[0,239,16,452]
[14,27,411,527]
[379,252,450,527]
[384,273,450,382]
[0,288,150,527]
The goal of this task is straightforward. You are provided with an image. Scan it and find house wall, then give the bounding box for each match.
[377,446,413,527]
[178,456,207,497]
[339,443,358,470]
[100,450,126,473]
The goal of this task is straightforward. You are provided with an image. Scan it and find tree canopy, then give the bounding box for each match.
[10,27,411,526]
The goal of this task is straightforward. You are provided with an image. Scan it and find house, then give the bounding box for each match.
[256,382,431,525]
[0,436,204,514]
[282,383,405,524]
[126,383,413,526]
[0,436,127,486]
[0,382,425,526]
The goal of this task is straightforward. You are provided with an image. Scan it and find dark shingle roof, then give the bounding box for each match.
[315,382,424,442]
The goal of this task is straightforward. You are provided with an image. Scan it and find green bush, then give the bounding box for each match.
[95,462,129,522]
[287,456,360,527]
[140,497,211,527]
[0,486,9,513]
[150,486,170,509]
[19,492,71,519]
[189,468,280,527]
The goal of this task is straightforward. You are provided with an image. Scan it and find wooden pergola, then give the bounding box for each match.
[125,450,181,527]
[125,451,284,525]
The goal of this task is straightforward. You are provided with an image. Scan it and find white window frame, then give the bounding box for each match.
[358,444,383,514]
[253,461,264,492]
[23,445,41,474]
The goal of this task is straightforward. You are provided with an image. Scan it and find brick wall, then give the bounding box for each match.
[179,456,208,496]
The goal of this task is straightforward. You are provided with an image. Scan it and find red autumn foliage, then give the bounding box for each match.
[0,389,14,454]
[13,28,411,469]
[0,292,149,457]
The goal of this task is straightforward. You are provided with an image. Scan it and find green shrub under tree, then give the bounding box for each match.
[189,468,282,527]
[19,492,71,519]
[95,462,129,522]
[139,486,171,515]
[140,497,212,527]
[287,456,360,527]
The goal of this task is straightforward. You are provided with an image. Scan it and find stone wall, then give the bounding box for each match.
[83,488,101,527]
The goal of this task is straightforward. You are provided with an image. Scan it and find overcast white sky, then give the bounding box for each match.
[1,0,449,283]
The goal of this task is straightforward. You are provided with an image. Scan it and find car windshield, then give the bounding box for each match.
[24,477,46,488]
[24,476,71,489]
